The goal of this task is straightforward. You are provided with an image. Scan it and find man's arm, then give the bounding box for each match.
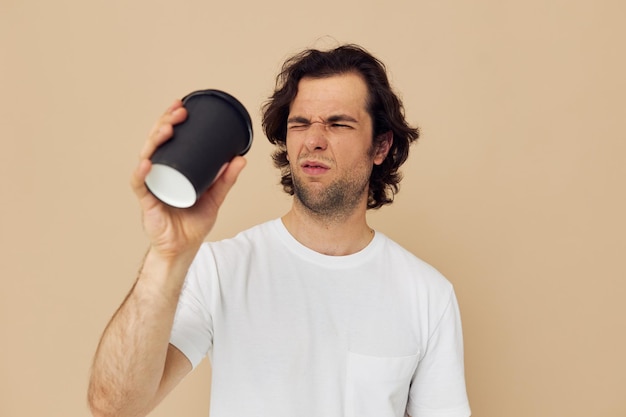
[87,100,246,417]
[87,250,194,417]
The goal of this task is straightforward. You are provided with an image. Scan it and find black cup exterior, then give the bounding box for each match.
[148,90,253,206]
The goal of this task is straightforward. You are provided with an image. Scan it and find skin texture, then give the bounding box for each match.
[88,100,246,417]
[282,73,392,255]
[87,73,391,417]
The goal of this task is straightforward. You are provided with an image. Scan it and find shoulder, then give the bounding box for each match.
[373,234,457,319]
[206,219,279,249]
[377,233,452,288]
[186,219,280,285]
[197,219,282,266]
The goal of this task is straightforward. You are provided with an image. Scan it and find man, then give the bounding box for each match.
[88,44,471,417]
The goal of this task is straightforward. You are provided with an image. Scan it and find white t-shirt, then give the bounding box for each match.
[170,219,471,417]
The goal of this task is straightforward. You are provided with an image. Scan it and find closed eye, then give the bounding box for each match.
[326,114,358,130]
[287,116,311,131]
[288,123,310,130]
[287,115,357,131]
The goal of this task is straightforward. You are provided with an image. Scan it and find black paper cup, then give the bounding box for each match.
[145,89,253,208]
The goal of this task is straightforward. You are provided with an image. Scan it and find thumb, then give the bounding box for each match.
[218,156,247,187]
[197,156,247,208]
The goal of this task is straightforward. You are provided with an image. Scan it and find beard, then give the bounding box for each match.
[291,167,371,219]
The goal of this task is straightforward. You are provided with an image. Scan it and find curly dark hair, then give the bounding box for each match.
[262,44,419,209]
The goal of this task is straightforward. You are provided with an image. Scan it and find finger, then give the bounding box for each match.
[219,156,247,186]
[146,100,184,138]
[165,99,184,114]
[140,102,188,160]
[197,156,247,208]
[141,106,187,159]
[130,158,154,201]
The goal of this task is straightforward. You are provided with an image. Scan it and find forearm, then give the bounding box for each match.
[88,249,196,417]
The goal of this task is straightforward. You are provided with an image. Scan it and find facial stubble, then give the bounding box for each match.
[291,147,376,220]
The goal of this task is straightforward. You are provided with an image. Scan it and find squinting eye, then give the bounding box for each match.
[288,124,309,130]
[331,123,352,129]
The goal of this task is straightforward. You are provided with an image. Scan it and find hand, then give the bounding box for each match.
[130,100,247,259]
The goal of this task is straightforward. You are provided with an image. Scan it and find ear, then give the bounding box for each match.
[373,131,393,165]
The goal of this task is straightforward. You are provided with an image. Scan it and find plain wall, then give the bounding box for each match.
[1,0,625,416]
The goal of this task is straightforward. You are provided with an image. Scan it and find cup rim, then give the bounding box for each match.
[182,89,254,156]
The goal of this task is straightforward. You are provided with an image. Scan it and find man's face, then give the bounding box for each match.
[286,73,388,217]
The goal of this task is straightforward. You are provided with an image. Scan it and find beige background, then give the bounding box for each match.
[1,0,625,416]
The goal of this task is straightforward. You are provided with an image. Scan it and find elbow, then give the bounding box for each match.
[86,384,106,417]
[88,407,111,417]
[87,384,144,417]
[87,391,118,417]
[87,398,112,417]
[88,399,140,417]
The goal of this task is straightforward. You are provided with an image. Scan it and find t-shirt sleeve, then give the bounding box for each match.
[406,289,471,417]
[169,244,216,369]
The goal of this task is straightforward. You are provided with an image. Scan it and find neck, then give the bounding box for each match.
[281,200,374,256]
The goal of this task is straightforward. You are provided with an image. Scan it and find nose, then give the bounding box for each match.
[304,121,328,151]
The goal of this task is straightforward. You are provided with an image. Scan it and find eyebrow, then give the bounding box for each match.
[326,114,358,124]
[287,116,311,124]
[287,114,359,124]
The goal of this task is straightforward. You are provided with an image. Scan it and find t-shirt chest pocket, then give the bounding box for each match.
[345,351,420,417]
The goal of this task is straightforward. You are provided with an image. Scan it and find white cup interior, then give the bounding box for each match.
[145,164,196,208]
